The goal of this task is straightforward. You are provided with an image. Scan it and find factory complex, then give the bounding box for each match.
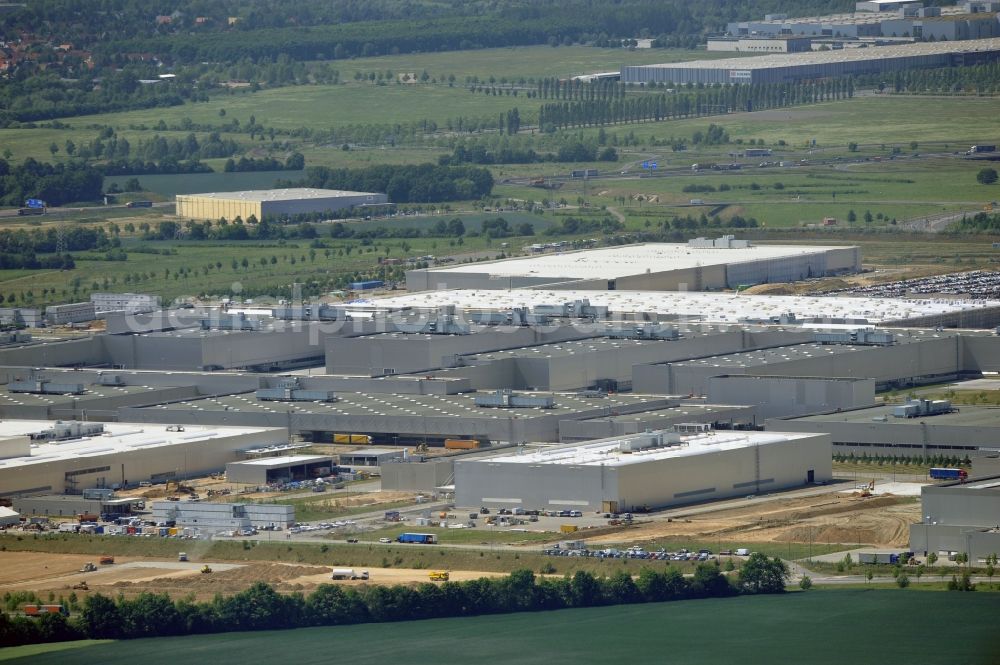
[0,238,997,574]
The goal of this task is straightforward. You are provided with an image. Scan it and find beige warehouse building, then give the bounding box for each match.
[176,188,388,221]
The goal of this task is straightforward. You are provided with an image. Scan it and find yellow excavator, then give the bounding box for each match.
[858,479,875,498]
[201,564,213,574]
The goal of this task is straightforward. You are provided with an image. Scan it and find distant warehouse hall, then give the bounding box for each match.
[454,427,832,512]
[175,188,388,221]
[622,37,1000,85]
[406,239,860,292]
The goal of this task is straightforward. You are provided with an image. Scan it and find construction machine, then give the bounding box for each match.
[201,564,213,574]
[79,562,97,573]
[72,581,89,591]
[858,479,875,498]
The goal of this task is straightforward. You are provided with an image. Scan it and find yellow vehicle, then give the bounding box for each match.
[333,434,372,445]
[201,565,213,574]
[429,571,450,582]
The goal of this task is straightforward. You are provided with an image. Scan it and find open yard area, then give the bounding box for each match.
[587,491,921,551]
[5,590,998,665]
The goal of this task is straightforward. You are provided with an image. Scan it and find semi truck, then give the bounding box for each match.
[24,604,69,617]
[929,467,968,481]
[397,532,437,544]
[126,200,153,208]
[968,145,996,154]
[444,438,480,450]
[331,568,369,580]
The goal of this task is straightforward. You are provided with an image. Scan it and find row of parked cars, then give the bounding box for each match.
[483,507,589,518]
[541,546,753,560]
[290,520,357,534]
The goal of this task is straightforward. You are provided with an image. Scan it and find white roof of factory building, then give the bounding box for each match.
[228,455,332,467]
[373,289,1000,326]
[483,430,816,467]
[631,37,1000,71]
[0,421,277,470]
[180,188,381,201]
[425,242,852,279]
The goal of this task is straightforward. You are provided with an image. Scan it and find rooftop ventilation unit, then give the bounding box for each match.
[604,324,680,340]
[256,377,337,403]
[815,328,895,346]
[674,422,713,435]
[8,378,85,395]
[892,399,954,419]
[94,373,125,386]
[30,420,105,441]
[200,312,261,331]
[474,389,555,409]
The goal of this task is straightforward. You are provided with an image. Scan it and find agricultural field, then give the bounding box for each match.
[5,590,998,665]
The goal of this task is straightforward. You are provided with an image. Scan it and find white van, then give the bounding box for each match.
[735,548,751,556]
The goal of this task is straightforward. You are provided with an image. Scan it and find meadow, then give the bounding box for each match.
[4,590,998,665]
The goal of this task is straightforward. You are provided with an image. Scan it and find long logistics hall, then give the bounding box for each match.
[406,239,861,291]
[622,37,1000,84]
[175,188,388,221]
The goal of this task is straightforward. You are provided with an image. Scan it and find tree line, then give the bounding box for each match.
[950,211,1000,233]
[0,557,789,647]
[857,61,1000,96]
[538,79,855,130]
[296,164,494,204]
[439,137,617,166]
[0,158,104,207]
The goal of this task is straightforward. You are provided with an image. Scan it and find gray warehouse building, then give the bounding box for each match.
[225,455,335,485]
[909,477,1000,561]
[634,329,1000,395]
[622,38,1000,85]
[769,402,1000,459]
[706,375,876,419]
[454,427,831,512]
[176,188,388,221]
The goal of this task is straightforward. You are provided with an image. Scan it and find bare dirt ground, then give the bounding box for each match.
[585,493,919,549]
[742,265,966,296]
[0,551,501,601]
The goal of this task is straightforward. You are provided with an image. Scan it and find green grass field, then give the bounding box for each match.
[325,45,739,81]
[5,590,998,665]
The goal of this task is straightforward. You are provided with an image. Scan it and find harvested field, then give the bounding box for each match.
[586,493,919,549]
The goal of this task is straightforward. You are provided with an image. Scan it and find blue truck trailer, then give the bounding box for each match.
[397,532,437,544]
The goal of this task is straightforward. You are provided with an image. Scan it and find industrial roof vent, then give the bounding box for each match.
[474,389,555,409]
[674,422,713,435]
[30,421,105,441]
[256,377,337,403]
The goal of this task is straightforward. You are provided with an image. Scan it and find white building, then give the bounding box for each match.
[455,427,831,512]
[91,293,162,315]
[45,302,96,325]
[405,241,861,292]
[152,501,294,530]
[0,420,286,498]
